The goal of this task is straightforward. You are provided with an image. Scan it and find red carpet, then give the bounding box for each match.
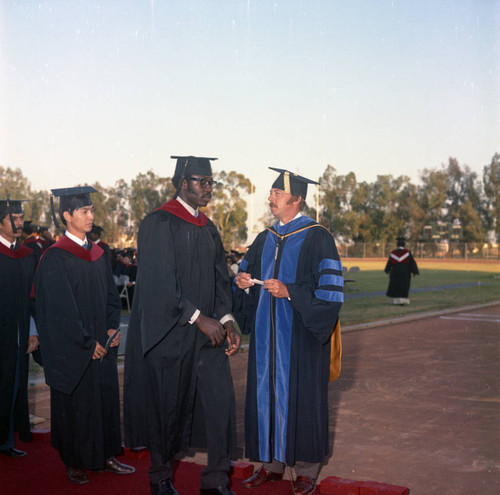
[0,435,298,495]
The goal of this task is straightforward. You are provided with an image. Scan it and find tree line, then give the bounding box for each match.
[319,154,499,247]
[1,153,498,249]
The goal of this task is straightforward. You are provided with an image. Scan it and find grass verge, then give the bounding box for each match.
[341,259,500,326]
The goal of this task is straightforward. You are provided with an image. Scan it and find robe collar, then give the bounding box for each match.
[0,240,33,259]
[272,215,315,237]
[156,199,208,227]
[48,235,104,262]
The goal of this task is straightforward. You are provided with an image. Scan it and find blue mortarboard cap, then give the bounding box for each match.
[269,167,319,200]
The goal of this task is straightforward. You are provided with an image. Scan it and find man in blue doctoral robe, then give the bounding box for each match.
[234,168,343,495]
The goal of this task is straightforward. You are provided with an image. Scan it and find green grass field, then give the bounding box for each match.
[341,259,500,326]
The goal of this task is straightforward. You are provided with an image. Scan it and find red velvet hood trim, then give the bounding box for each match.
[0,242,33,259]
[156,199,208,226]
[48,235,104,262]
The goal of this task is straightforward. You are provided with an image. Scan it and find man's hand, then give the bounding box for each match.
[195,313,225,347]
[93,342,107,360]
[235,272,254,290]
[26,335,39,354]
[263,279,289,299]
[107,328,121,347]
[224,321,241,356]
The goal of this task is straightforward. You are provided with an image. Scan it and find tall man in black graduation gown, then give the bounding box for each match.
[124,156,240,495]
[0,199,39,457]
[384,237,419,305]
[34,186,135,485]
[234,168,344,495]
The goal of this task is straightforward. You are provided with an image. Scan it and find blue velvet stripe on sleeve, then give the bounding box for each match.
[318,258,342,272]
[315,257,344,303]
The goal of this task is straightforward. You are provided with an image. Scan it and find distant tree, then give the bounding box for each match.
[445,157,485,243]
[346,175,412,243]
[319,165,357,239]
[0,166,33,214]
[0,166,53,230]
[399,181,424,242]
[349,181,372,241]
[29,190,51,228]
[369,175,412,242]
[89,181,128,247]
[129,170,174,232]
[483,153,500,242]
[418,167,448,225]
[205,171,253,248]
[0,166,31,197]
[109,179,133,246]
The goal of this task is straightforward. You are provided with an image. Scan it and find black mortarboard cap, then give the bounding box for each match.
[23,220,38,235]
[396,236,406,247]
[0,198,26,219]
[171,155,217,197]
[91,224,104,235]
[0,198,27,234]
[50,186,97,229]
[269,167,319,200]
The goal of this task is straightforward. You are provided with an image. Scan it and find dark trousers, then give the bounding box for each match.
[147,342,235,489]
[264,459,322,480]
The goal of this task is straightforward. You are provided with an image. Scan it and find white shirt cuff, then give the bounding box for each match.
[220,314,234,325]
[189,309,201,325]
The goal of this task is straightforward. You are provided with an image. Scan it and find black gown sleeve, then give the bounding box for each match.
[134,212,198,354]
[286,227,343,344]
[34,252,95,395]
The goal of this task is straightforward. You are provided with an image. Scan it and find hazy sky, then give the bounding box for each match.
[1,0,498,217]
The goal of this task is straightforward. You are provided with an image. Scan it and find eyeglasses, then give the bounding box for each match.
[187,177,218,189]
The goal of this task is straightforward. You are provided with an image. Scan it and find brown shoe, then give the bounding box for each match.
[241,466,283,488]
[292,476,317,495]
[66,466,89,485]
[105,456,136,474]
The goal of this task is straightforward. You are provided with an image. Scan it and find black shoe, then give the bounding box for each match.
[66,466,89,485]
[200,487,237,495]
[105,456,136,474]
[241,465,283,487]
[150,477,179,495]
[0,448,27,457]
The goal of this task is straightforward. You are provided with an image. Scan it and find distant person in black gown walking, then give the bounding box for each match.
[384,237,419,305]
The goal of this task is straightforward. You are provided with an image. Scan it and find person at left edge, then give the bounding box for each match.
[33,186,135,485]
[0,198,39,458]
